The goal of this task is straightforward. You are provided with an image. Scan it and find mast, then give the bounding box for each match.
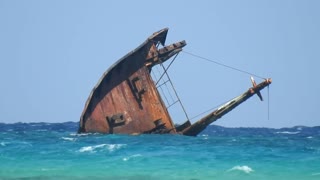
[180,78,272,136]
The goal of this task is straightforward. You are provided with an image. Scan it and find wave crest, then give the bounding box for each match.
[79,144,126,153]
[228,165,254,174]
[276,131,300,135]
[61,137,76,141]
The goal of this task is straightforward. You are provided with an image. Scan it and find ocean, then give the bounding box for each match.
[0,122,319,180]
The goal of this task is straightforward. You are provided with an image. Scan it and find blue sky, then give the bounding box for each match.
[0,0,319,128]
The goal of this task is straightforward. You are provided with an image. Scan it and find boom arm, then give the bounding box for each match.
[181,78,272,136]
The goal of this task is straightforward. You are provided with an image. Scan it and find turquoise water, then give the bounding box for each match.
[0,122,320,179]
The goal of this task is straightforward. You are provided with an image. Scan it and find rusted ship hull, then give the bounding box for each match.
[78,28,271,136]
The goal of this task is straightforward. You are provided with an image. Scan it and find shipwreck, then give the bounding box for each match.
[78,28,272,136]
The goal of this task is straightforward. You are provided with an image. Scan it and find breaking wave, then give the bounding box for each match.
[70,133,91,137]
[275,131,300,135]
[79,144,126,153]
[228,165,254,174]
[61,137,76,141]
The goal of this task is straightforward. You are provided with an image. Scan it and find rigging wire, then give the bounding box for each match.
[164,79,175,104]
[152,67,170,106]
[155,53,179,86]
[182,50,266,80]
[189,96,237,121]
[153,59,177,107]
[158,55,190,122]
[180,50,271,121]
[153,49,270,122]
[189,86,270,121]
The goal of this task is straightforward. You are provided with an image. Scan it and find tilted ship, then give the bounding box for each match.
[78,28,272,136]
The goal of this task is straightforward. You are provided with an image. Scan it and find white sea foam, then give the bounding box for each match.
[0,142,6,146]
[307,136,313,139]
[70,133,98,137]
[201,134,209,140]
[61,137,76,141]
[70,133,88,136]
[79,144,126,153]
[79,146,94,152]
[123,154,142,161]
[276,131,300,135]
[228,165,254,174]
[79,144,106,152]
[107,144,125,152]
